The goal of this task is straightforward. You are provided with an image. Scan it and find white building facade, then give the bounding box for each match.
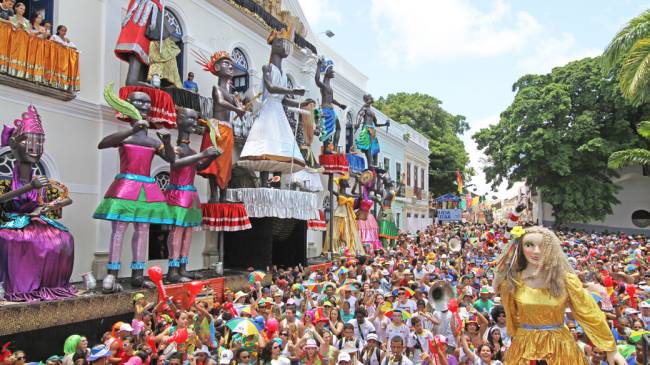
[0,0,371,281]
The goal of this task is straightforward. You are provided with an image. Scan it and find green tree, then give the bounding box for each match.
[374,92,471,196]
[603,9,650,106]
[602,10,650,168]
[473,57,647,226]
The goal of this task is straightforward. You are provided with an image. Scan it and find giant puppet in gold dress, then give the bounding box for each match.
[494,226,625,365]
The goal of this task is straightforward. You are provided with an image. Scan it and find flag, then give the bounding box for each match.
[455,170,463,194]
[471,196,480,207]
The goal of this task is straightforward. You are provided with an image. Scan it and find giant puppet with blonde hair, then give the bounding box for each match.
[494,226,625,365]
[323,174,363,256]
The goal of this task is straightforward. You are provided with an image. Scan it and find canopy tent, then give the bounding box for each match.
[435,193,461,203]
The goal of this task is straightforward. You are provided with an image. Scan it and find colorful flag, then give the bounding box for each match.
[456,170,463,194]
[471,196,480,207]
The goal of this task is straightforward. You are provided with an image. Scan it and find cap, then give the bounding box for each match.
[640,301,650,309]
[304,339,318,349]
[367,333,381,343]
[624,307,640,315]
[88,345,111,362]
[219,350,233,365]
[119,323,134,333]
[337,352,351,363]
[193,346,210,356]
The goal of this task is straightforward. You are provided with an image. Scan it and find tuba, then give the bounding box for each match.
[449,237,461,253]
[429,281,453,312]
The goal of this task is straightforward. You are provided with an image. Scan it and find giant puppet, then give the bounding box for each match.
[94,87,175,293]
[165,108,220,283]
[238,26,306,185]
[314,58,346,154]
[0,106,75,301]
[354,94,388,169]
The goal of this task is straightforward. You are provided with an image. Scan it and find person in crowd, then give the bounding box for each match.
[30,12,48,38]
[9,2,28,30]
[0,0,14,21]
[183,72,198,93]
[50,25,76,48]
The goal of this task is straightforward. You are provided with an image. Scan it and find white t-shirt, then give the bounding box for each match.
[347,318,376,341]
[381,354,414,365]
[271,356,291,365]
[408,329,434,365]
[385,323,410,345]
[393,299,416,313]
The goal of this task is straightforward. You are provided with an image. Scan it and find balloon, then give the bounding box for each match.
[266,318,278,335]
[147,265,167,303]
[148,266,163,282]
[447,298,458,313]
[223,302,237,317]
[186,281,203,308]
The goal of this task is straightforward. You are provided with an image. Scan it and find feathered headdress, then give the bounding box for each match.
[266,24,293,44]
[193,49,233,76]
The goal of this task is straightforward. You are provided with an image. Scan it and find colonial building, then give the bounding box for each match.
[0,0,369,281]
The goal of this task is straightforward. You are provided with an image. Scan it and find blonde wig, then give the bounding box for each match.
[494,226,573,298]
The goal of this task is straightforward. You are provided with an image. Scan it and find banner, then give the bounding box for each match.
[437,209,462,221]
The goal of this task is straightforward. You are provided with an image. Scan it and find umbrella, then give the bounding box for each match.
[239,305,252,316]
[292,283,305,292]
[384,310,412,321]
[336,267,349,276]
[591,293,602,303]
[248,271,266,284]
[303,281,322,293]
[226,318,260,336]
[336,283,358,293]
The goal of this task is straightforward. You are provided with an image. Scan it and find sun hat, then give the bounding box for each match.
[304,339,318,349]
[219,350,233,365]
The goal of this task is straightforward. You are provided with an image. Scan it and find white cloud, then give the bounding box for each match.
[298,0,342,28]
[370,0,542,65]
[463,114,521,200]
[518,33,602,74]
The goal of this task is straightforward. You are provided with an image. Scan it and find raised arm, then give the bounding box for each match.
[98,120,147,149]
[314,59,324,88]
[173,147,221,169]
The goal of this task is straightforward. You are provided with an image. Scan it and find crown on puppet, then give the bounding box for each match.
[266,24,293,44]
[193,50,233,76]
[319,58,334,73]
[1,105,45,147]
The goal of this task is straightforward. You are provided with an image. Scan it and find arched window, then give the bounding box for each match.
[231,47,249,93]
[164,9,185,77]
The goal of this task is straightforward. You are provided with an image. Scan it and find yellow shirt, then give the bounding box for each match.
[500,272,615,364]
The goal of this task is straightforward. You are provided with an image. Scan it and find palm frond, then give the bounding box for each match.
[603,9,650,71]
[638,121,650,139]
[620,38,650,106]
[608,148,650,169]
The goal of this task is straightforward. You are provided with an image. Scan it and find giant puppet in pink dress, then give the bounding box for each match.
[0,105,75,301]
[94,88,175,293]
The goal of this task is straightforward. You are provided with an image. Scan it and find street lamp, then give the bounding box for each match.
[320,30,335,38]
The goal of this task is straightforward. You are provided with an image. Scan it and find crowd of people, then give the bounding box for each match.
[0,0,75,48]
[1,223,649,365]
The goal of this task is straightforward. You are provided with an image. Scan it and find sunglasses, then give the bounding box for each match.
[280,333,289,336]
[272,345,280,350]
[15,357,25,361]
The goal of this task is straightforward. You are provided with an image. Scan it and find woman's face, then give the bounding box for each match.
[177,312,188,328]
[238,351,250,364]
[522,233,544,267]
[491,329,501,341]
[633,320,644,331]
[58,26,67,37]
[479,345,492,361]
[322,332,331,344]
[79,337,88,350]
[34,14,42,25]
[13,352,25,365]
[330,310,338,321]
[15,3,24,15]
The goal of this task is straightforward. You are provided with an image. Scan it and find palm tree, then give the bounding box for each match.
[608,121,650,168]
[603,10,650,106]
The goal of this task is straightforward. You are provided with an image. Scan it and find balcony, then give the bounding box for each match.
[0,22,79,101]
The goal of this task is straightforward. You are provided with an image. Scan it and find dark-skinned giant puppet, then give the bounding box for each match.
[194,50,252,232]
[237,25,306,185]
[0,106,75,302]
[94,85,175,293]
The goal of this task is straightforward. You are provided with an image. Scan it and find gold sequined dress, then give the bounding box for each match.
[501,273,615,364]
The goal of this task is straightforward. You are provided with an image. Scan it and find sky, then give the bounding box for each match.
[297,0,649,199]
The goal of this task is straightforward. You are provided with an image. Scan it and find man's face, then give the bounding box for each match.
[169,359,182,365]
[188,73,194,80]
[390,340,403,355]
[642,307,650,317]
[343,327,354,339]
